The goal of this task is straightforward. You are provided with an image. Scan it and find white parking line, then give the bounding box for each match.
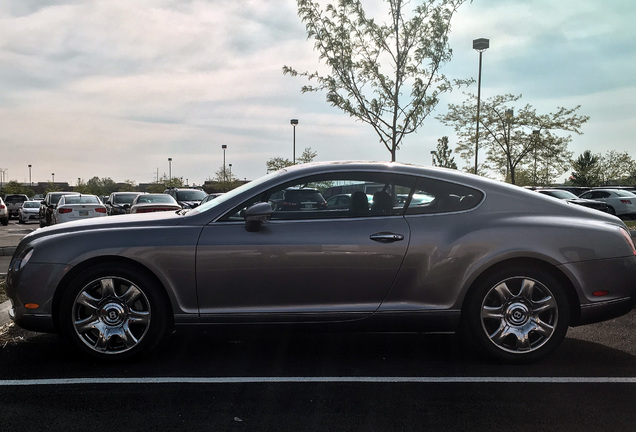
[1,376,636,386]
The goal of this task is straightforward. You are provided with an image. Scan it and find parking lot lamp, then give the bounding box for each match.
[290,119,298,164]
[168,158,172,185]
[473,38,489,175]
[28,164,32,186]
[222,145,227,183]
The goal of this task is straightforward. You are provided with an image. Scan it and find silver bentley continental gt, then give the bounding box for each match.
[6,162,636,362]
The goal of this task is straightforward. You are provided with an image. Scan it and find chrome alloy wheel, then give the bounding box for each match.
[479,276,559,354]
[72,277,151,355]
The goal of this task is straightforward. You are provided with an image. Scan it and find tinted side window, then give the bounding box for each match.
[222,172,416,221]
[406,177,483,215]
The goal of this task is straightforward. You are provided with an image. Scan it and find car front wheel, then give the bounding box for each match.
[60,263,171,361]
[463,265,570,363]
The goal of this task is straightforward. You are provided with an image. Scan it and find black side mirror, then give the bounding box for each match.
[244,202,272,232]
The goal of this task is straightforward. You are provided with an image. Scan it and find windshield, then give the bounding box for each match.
[189,169,284,215]
[113,193,139,204]
[614,189,636,197]
[23,202,40,208]
[540,190,576,199]
[177,190,207,201]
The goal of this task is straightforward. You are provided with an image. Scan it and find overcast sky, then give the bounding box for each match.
[1,0,634,185]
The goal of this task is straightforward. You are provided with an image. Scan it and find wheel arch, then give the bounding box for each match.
[51,255,175,332]
[461,257,581,325]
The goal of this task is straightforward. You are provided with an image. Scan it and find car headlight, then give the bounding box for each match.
[13,248,34,271]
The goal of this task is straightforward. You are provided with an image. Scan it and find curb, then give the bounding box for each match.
[1,246,16,257]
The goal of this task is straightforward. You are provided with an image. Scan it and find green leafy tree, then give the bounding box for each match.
[431,136,457,169]
[598,150,634,185]
[119,180,138,192]
[438,93,585,184]
[570,150,601,187]
[284,0,471,161]
[266,147,318,172]
[1,180,35,197]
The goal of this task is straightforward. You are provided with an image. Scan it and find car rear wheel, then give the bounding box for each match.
[60,263,171,361]
[463,265,570,363]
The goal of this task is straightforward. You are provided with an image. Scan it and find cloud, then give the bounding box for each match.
[0,0,635,185]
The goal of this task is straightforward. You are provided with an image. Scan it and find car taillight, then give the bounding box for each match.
[96,207,107,213]
[620,199,632,204]
[619,227,636,256]
[0,205,5,209]
[58,208,72,214]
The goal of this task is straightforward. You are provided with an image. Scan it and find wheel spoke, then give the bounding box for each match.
[74,316,101,334]
[99,278,117,299]
[128,309,151,325]
[492,282,513,303]
[531,295,557,315]
[75,291,101,312]
[530,317,555,338]
[481,305,504,321]
[518,278,536,301]
[120,285,142,307]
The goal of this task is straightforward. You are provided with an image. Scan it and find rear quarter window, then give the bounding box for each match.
[406,178,483,214]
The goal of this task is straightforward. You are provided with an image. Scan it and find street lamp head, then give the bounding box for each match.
[222,145,227,149]
[473,38,489,52]
[290,119,298,126]
[168,157,172,162]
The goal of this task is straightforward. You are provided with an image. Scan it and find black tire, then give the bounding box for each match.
[59,263,171,361]
[607,206,616,216]
[462,264,570,363]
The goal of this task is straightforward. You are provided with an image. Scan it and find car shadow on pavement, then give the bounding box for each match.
[1,323,635,379]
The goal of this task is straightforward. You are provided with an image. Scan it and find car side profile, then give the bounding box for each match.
[6,162,636,363]
[578,189,636,218]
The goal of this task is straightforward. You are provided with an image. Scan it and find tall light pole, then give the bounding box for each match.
[52,173,55,183]
[473,38,489,175]
[28,164,32,186]
[168,158,172,184]
[229,163,232,182]
[290,119,298,164]
[222,145,227,183]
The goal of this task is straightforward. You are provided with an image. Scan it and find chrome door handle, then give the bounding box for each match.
[369,232,405,243]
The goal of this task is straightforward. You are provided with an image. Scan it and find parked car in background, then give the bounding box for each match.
[51,194,107,225]
[164,187,207,209]
[129,193,181,214]
[105,192,143,215]
[7,162,636,363]
[39,191,80,227]
[578,188,636,218]
[199,193,224,206]
[18,200,41,224]
[271,188,327,211]
[0,197,8,226]
[4,194,29,219]
[534,189,610,213]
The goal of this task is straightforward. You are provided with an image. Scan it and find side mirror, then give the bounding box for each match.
[244,202,272,232]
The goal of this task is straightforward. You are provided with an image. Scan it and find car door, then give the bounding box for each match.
[195,172,415,322]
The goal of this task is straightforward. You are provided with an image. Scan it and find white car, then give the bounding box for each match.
[0,196,8,226]
[578,189,636,217]
[18,200,41,224]
[52,194,107,225]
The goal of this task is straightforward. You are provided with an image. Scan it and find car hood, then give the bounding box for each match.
[22,211,184,244]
